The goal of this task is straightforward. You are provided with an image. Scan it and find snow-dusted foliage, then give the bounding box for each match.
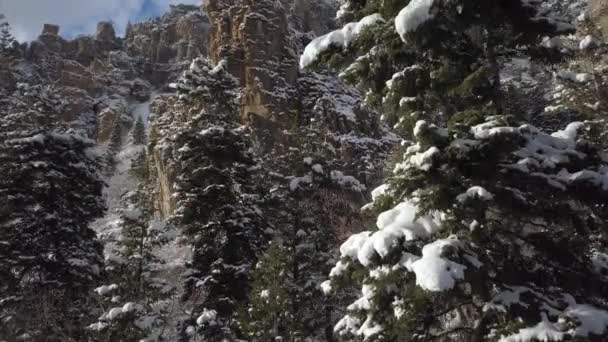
[170,57,239,109]
[303,0,608,340]
[300,13,384,68]
[241,241,300,340]
[325,117,608,340]
[89,188,173,342]
[394,0,435,38]
[0,132,105,340]
[154,57,271,340]
[0,14,15,57]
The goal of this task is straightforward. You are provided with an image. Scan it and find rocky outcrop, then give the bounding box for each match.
[146,95,184,217]
[126,5,209,63]
[42,24,60,36]
[96,21,116,42]
[143,0,392,219]
[204,0,383,138]
[125,5,210,84]
[30,24,65,57]
[94,21,119,52]
[591,0,608,40]
[95,97,128,142]
[13,5,206,144]
[28,22,118,65]
[60,60,100,94]
[206,0,299,123]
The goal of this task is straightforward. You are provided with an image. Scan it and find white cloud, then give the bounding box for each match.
[0,0,201,42]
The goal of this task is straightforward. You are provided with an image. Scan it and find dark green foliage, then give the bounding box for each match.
[305,0,608,341]
[131,115,146,145]
[169,58,270,340]
[308,0,570,138]
[0,14,15,57]
[0,133,105,341]
[105,120,123,174]
[172,58,239,115]
[129,148,148,180]
[241,241,300,341]
[90,186,171,342]
[175,124,267,340]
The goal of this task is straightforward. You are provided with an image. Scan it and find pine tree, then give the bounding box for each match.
[105,119,123,174]
[130,148,148,180]
[244,157,371,340]
[0,14,15,57]
[131,115,146,146]
[126,116,148,181]
[0,132,106,341]
[125,21,134,40]
[303,1,608,340]
[302,0,572,135]
[168,58,270,340]
[89,186,172,342]
[240,240,301,341]
[171,58,239,115]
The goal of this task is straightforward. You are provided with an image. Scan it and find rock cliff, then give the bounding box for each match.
[125,4,211,84]
[144,0,393,218]
[591,0,608,39]
[2,5,210,146]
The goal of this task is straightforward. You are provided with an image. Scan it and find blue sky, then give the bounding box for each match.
[0,0,201,41]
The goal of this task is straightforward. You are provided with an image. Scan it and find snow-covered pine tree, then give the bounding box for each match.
[302,0,573,136]
[131,115,146,146]
[0,14,15,57]
[169,58,269,340]
[125,21,134,40]
[302,1,608,341]
[286,193,345,340]
[130,148,148,181]
[105,119,123,174]
[0,132,105,341]
[0,83,65,133]
[240,240,301,341]
[89,186,171,342]
[246,155,374,340]
[128,115,148,180]
[171,58,239,116]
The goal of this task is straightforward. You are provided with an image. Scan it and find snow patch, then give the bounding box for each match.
[499,315,565,342]
[196,308,217,325]
[456,186,494,203]
[407,146,439,171]
[499,303,608,341]
[339,200,442,267]
[320,280,332,294]
[300,14,384,69]
[395,0,435,39]
[409,236,466,291]
[579,35,595,50]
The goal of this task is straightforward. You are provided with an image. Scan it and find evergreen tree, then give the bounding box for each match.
[0,14,15,57]
[132,115,146,146]
[127,116,148,181]
[106,119,123,174]
[0,132,105,341]
[171,58,239,115]
[303,1,608,340]
[241,240,300,341]
[130,148,148,180]
[125,21,134,40]
[302,0,572,135]
[168,58,270,340]
[89,186,172,342]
